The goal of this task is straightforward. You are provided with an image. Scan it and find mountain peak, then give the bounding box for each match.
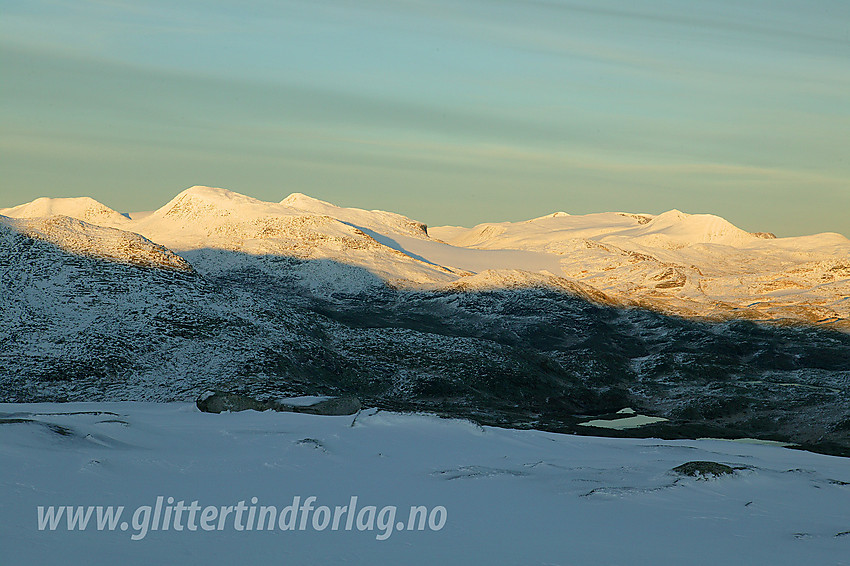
[530,211,570,221]
[280,192,339,210]
[637,209,755,246]
[0,196,126,225]
[153,186,269,220]
[654,209,687,221]
[176,186,264,205]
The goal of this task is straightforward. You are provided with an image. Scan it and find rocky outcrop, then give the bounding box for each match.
[672,461,735,478]
[196,391,361,416]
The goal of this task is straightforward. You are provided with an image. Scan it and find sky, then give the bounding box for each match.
[1,0,848,236]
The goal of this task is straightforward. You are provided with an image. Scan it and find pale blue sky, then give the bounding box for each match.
[1,0,848,235]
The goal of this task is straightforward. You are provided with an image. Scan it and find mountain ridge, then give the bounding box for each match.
[2,186,848,328]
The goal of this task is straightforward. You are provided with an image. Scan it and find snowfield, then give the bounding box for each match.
[1,403,849,565]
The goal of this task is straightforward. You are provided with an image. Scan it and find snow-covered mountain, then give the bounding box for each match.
[0,215,191,272]
[433,208,850,327]
[2,186,849,455]
[0,195,131,226]
[3,186,847,327]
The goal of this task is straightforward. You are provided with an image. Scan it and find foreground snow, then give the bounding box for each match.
[1,403,849,565]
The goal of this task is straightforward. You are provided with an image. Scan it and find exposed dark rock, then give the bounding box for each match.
[672,461,735,477]
[277,396,361,416]
[196,391,361,416]
[196,391,269,413]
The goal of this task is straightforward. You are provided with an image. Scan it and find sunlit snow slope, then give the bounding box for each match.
[3,186,848,326]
